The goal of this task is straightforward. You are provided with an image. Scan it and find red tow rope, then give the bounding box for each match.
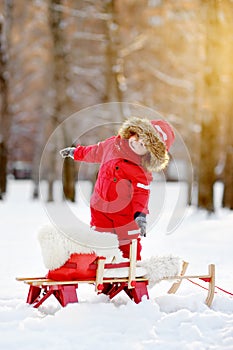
[215,285,233,297]
[187,278,233,297]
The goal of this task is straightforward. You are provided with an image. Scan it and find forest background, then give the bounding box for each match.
[0,0,233,213]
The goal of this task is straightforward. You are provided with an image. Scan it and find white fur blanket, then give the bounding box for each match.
[137,255,182,287]
[38,224,182,285]
[38,224,124,270]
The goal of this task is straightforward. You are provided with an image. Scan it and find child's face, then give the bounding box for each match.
[128,135,148,156]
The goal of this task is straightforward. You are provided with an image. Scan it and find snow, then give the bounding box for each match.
[1,179,233,350]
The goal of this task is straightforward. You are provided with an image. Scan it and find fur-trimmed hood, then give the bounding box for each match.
[118,117,175,172]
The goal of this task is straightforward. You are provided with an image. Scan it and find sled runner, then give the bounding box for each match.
[16,237,216,308]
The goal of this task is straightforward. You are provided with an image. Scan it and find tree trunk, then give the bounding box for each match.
[104,0,125,121]
[222,112,233,209]
[222,148,233,210]
[221,1,233,210]
[198,0,221,212]
[62,158,75,202]
[198,114,218,212]
[0,142,7,199]
[48,0,75,202]
[0,2,12,199]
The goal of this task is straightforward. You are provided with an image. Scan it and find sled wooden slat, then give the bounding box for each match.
[103,277,147,283]
[167,261,189,294]
[16,277,46,281]
[16,276,148,287]
[205,264,215,307]
[165,273,212,281]
[167,263,216,307]
[95,257,106,292]
[128,239,137,289]
[17,278,81,286]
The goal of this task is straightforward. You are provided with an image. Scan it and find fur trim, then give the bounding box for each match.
[137,255,182,287]
[38,224,124,270]
[118,117,169,172]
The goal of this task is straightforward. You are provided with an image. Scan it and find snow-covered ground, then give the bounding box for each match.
[0,179,233,350]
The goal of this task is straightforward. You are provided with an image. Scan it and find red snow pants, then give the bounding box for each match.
[90,208,142,260]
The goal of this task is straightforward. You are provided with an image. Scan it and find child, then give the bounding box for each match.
[60,117,175,260]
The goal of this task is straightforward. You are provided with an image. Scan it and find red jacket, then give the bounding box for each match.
[74,136,153,218]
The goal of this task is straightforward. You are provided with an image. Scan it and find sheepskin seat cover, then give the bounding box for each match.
[38,224,124,268]
[38,224,182,284]
[38,224,127,281]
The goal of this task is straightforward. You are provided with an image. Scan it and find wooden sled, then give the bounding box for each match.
[16,240,216,308]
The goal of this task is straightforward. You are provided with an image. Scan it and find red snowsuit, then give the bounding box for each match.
[74,135,153,259]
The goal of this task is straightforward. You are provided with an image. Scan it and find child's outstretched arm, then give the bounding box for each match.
[59,137,113,163]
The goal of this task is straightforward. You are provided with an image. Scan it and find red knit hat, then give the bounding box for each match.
[151,120,175,151]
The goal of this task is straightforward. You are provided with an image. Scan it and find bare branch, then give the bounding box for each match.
[141,62,194,91]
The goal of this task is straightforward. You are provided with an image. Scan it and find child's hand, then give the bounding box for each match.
[60,147,75,159]
[135,215,147,237]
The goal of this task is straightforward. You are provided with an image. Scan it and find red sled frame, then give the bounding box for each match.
[16,240,216,308]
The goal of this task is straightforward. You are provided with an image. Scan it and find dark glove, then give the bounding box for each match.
[60,147,75,159]
[135,214,147,237]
